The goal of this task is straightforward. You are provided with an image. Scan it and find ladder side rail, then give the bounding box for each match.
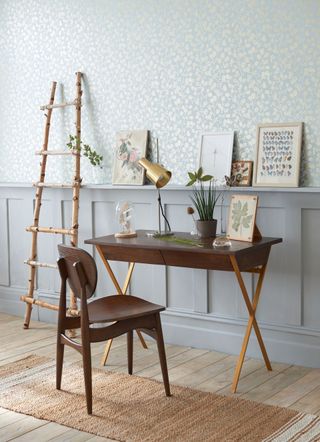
[70,72,82,312]
[23,81,57,329]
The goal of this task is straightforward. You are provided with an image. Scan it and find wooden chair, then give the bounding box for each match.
[56,244,171,414]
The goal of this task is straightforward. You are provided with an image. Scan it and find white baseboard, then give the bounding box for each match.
[1,286,320,368]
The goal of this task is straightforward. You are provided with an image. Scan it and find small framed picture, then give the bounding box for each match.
[227,194,258,242]
[231,161,253,187]
[198,132,234,183]
[253,122,303,187]
[112,130,148,185]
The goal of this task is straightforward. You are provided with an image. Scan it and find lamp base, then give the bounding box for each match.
[114,231,137,238]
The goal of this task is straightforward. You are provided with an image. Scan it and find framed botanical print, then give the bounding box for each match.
[198,132,234,184]
[112,130,148,185]
[253,122,303,187]
[227,194,258,242]
[231,161,253,187]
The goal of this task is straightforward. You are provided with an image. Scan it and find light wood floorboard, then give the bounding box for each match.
[0,312,319,441]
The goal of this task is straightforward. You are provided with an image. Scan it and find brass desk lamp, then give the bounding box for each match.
[138,158,173,236]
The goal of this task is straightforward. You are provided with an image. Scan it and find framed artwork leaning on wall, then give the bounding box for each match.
[253,122,303,187]
[112,130,148,185]
[231,161,253,186]
[198,131,234,184]
[227,194,258,242]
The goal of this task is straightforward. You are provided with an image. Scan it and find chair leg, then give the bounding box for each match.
[56,337,64,390]
[82,344,92,414]
[154,313,171,397]
[127,330,133,375]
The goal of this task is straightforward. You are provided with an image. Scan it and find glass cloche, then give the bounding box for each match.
[115,201,137,238]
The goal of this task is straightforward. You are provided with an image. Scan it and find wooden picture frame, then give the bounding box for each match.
[198,131,234,183]
[253,122,303,187]
[231,161,253,187]
[112,130,148,185]
[227,194,258,242]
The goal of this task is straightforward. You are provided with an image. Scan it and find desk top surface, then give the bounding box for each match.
[85,230,282,257]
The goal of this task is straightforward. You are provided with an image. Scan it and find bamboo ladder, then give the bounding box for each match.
[21,72,82,329]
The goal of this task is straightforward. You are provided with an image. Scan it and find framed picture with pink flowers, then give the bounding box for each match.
[112,130,148,185]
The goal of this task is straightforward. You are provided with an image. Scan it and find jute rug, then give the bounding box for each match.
[0,355,319,441]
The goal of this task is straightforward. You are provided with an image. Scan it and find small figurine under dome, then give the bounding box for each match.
[115,201,137,238]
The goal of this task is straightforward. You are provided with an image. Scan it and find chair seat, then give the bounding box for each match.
[87,294,165,323]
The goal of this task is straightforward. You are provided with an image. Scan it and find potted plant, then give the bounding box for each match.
[186,167,220,238]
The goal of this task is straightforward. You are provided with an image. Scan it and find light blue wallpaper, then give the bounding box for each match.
[0,0,319,185]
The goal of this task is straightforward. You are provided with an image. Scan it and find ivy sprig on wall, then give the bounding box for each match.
[67,135,103,167]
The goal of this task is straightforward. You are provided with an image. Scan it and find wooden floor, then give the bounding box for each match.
[0,312,320,441]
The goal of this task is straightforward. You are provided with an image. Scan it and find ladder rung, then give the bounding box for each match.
[35,150,79,156]
[26,226,74,235]
[40,100,76,110]
[24,260,57,269]
[21,295,80,316]
[32,182,80,188]
[21,296,59,312]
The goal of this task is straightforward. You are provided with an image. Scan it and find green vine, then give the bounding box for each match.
[66,135,103,167]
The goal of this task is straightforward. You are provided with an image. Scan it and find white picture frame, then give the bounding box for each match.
[253,122,303,187]
[198,131,234,184]
[112,130,148,185]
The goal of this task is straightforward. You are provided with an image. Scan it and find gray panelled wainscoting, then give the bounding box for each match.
[0,183,320,367]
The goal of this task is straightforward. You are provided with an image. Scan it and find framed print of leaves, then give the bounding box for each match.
[227,194,258,242]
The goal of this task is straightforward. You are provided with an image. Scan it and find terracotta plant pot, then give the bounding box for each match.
[196,219,217,238]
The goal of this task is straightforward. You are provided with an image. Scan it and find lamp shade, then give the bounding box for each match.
[138,158,171,189]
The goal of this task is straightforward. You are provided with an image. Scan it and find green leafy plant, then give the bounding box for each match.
[186,167,220,220]
[67,135,103,167]
[231,200,253,233]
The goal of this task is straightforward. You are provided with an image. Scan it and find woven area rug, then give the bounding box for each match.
[0,355,319,441]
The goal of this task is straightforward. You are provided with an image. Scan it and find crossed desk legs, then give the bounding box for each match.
[96,244,272,392]
[230,255,272,393]
[96,245,148,366]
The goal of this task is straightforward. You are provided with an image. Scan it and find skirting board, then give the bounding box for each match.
[1,286,320,368]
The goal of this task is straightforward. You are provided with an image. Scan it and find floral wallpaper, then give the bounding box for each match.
[0,0,319,185]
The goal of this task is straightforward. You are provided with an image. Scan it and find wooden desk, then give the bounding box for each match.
[85,230,282,392]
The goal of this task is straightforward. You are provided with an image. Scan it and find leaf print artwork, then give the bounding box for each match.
[227,195,258,242]
[231,200,253,234]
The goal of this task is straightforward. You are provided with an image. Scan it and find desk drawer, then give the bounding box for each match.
[162,250,233,271]
[98,245,165,265]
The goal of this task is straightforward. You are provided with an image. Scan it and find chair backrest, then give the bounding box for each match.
[57,244,97,299]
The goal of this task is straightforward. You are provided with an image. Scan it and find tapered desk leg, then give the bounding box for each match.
[230,254,272,393]
[96,246,148,366]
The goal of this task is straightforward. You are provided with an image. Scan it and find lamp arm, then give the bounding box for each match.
[157,189,171,233]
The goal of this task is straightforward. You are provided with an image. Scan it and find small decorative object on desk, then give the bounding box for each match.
[186,167,220,238]
[213,236,232,249]
[187,207,197,235]
[115,201,137,238]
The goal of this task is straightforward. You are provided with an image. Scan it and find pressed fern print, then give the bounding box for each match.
[231,200,253,234]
